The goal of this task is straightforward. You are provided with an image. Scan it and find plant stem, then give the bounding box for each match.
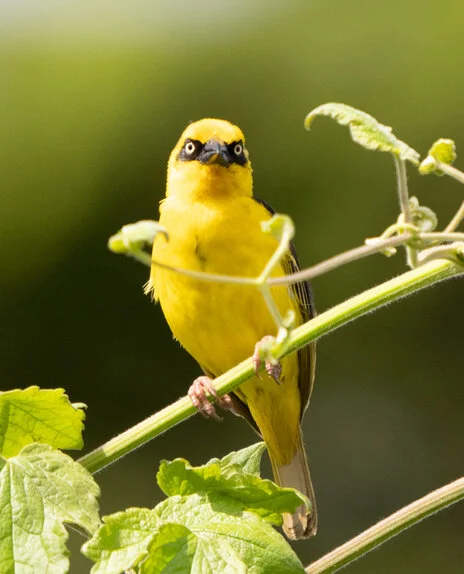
[437,161,464,185]
[393,155,410,222]
[305,477,464,574]
[445,201,464,233]
[433,161,464,232]
[269,234,410,286]
[147,233,412,287]
[77,258,461,475]
[119,224,464,288]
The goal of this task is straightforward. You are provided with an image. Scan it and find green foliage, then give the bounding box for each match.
[0,388,100,573]
[0,443,100,573]
[305,102,420,164]
[419,138,457,175]
[108,220,168,266]
[408,197,438,233]
[0,386,86,458]
[83,443,306,573]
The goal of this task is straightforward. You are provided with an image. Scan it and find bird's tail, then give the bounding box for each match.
[269,426,318,540]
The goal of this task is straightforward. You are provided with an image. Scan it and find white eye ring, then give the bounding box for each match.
[234,143,243,156]
[185,141,196,154]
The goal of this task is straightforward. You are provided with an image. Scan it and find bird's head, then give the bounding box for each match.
[166,119,253,201]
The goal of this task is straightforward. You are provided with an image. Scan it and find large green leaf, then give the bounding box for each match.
[0,386,86,457]
[157,457,306,524]
[0,443,100,573]
[83,493,304,574]
[83,444,306,573]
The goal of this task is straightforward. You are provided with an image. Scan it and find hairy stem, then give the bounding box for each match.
[445,201,464,233]
[77,258,461,474]
[433,161,464,232]
[437,161,464,186]
[305,477,464,574]
[393,155,410,221]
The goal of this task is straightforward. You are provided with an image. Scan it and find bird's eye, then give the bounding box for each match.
[234,143,243,156]
[184,141,196,155]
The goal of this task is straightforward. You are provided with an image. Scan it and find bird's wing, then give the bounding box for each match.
[253,196,316,417]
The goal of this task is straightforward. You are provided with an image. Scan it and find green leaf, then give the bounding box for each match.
[156,494,304,574]
[408,197,438,233]
[217,441,266,475]
[84,494,304,574]
[108,220,167,255]
[429,138,456,165]
[419,138,457,175]
[0,387,86,457]
[138,523,197,574]
[82,508,160,573]
[0,443,100,573]
[305,102,420,164]
[157,456,307,524]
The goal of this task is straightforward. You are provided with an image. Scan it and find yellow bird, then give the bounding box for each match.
[146,119,317,539]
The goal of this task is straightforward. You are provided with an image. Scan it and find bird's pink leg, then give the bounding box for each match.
[188,376,234,421]
[252,335,282,384]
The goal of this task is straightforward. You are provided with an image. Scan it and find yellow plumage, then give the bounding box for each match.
[147,118,317,539]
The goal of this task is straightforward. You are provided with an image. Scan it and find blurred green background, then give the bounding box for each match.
[1,1,463,572]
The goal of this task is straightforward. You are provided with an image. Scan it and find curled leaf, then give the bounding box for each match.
[108,220,168,255]
[305,103,420,164]
[419,138,456,176]
[429,139,456,165]
[407,197,438,233]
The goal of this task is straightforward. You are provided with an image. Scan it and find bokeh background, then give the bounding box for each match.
[1,1,463,572]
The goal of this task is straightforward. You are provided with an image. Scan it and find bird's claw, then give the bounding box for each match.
[253,335,282,384]
[188,376,233,421]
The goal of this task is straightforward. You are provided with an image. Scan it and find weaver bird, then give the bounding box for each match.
[146,119,317,539]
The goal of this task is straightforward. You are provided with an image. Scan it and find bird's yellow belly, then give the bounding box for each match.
[159,276,286,372]
[151,198,302,463]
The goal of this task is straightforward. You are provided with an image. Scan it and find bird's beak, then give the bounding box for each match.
[198,139,230,167]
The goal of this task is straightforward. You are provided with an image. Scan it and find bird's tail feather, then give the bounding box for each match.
[269,427,317,540]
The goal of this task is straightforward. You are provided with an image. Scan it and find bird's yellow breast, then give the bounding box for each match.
[151,194,296,375]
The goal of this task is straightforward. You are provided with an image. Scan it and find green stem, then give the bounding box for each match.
[393,155,410,222]
[445,201,464,233]
[437,161,464,185]
[269,234,410,286]
[119,226,464,288]
[434,162,464,232]
[256,216,295,329]
[305,477,464,574]
[77,258,461,475]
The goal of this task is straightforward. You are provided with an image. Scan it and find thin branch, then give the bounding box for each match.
[305,477,464,574]
[147,232,464,288]
[117,223,464,289]
[146,234,412,287]
[436,161,464,185]
[269,234,410,286]
[77,258,461,475]
[432,161,464,232]
[445,202,464,233]
[393,155,410,221]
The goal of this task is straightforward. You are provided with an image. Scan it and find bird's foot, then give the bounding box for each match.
[253,335,282,384]
[188,376,234,421]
